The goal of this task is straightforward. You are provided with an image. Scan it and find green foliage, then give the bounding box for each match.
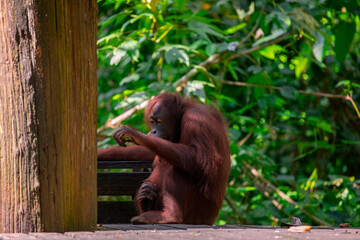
[97,0,360,226]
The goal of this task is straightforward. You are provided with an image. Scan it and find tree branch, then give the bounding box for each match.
[224,195,248,224]
[220,80,347,100]
[226,31,292,62]
[221,80,360,119]
[174,31,292,88]
[174,54,220,88]
[346,95,360,119]
[239,12,261,45]
[97,99,150,134]
[237,130,254,147]
[242,161,328,226]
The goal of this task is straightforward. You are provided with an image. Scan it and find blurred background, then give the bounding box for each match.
[96,0,360,226]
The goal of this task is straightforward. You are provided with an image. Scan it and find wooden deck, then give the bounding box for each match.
[0,225,359,239]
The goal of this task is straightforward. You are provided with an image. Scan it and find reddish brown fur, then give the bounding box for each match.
[97,93,230,224]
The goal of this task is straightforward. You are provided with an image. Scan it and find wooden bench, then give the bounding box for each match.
[97,160,152,224]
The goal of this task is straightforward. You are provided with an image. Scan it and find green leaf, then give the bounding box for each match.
[158,44,190,52]
[224,23,247,35]
[247,73,270,99]
[308,117,333,133]
[258,45,287,60]
[110,49,126,65]
[335,80,351,88]
[352,83,360,89]
[111,39,139,62]
[238,186,256,192]
[120,13,154,32]
[188,20,226,42]
[120,74,140,87]
[290,9,319,37]
[164,47,189,66]
[205,42,239,55]
[280,86,297,99]
[184,81,206,102]
[252,29,285,47]
[177,49,190,66]
[228,128,242,141]
[233,103,255,115]
[114,0,126,10]
[234,2,254,20]
[313,31,325,62]
[176,0,187,10]
[228,63,238,81]
[97,31,122,46]
[265,11,291,27]
[334,20,356,62]
[114,92,149,110]
[205,43,219,56]
[98,12,129,32]
[291,55,309,78]
[341,140,360,145]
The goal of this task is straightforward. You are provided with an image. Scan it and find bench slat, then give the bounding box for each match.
[98,161,153,169]
[98,201,137,224]
[97,172,151,196]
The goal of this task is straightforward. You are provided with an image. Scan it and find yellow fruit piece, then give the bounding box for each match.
[287,226,312,232]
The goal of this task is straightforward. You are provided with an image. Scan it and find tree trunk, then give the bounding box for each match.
[0,0,98,233]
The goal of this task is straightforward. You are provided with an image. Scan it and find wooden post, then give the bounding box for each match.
[0,0,98,233]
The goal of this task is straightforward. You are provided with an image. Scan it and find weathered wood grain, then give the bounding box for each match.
[0,0,98,233]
